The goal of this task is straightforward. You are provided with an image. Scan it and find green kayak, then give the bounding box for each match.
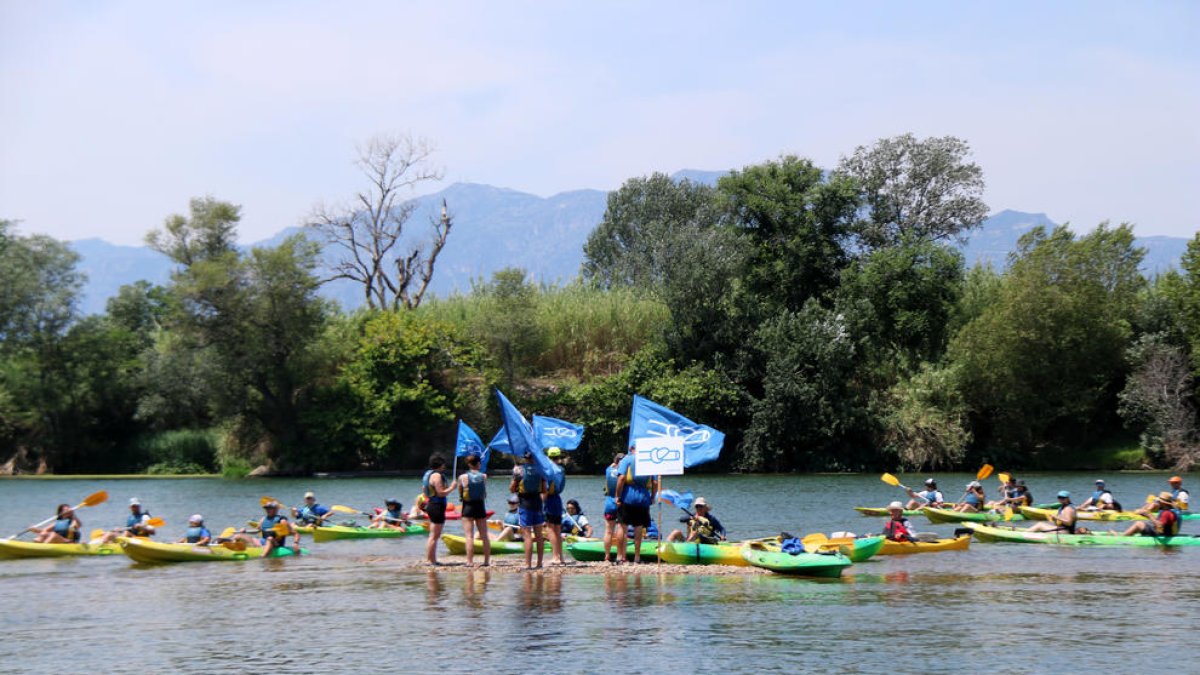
[657,541,749,566]
[310,524,427,542]
[966,523,1200,546]
[923,507,1026,523]
[740,542,852,578]
[442,534,552,555]
[566,540,659,563]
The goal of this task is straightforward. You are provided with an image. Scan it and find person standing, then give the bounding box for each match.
[543,447,568,565]
[602,451,626,564]
[455,454,490,568]
[422,454,455,565]
[510,451,547,570]
[614,453,659,564]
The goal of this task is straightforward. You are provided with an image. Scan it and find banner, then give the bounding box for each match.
[627,394,725,468]
[455,420,485,458]
[495,389,556,478]
[532,415,584,451]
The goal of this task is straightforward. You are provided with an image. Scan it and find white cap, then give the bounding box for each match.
[188,514,203,523]
[304,491,315,499]
[968,481,981,488]
[888,501,904,510]
[129,498,141,506]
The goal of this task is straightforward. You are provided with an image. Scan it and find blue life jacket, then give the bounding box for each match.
[546,466,565,496]
[423,469,448,505]
[260,514,287,539]
[185,526,210,543]
[1171,488,1190,510]
[461,470,486,502]
[921,489,942,503]
[503,510,520,527]
[621,464,653,507]
[1056,503,1076,534]
[297,504,328,524]
[385,508,404,522]
[53,517,76,540]
[517,464,544,497]
[964,491,983,507]
[604,466,621,497]
[1091,489,1112,503]
[127,510,151,533]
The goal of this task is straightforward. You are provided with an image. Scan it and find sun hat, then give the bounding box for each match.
[385,498,400,506]
[968,481,981,488]
[694,497,709,508]
[1095,479,1105,485]
[304,491,315,499]
[129,498,141,506]
[887,501,904,510]
[1157,492,1176,505]
[188,514,203,524]
[1057,490,1070,499]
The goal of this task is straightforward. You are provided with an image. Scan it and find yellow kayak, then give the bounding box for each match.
[0,538,124,559]
[878,536,971,555]
[1019,506,1148,522]
[441,534,553,555]
[657,541,749,566]
[120,537,305,563]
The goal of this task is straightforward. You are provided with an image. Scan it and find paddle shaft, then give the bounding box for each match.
[13,491,108,538]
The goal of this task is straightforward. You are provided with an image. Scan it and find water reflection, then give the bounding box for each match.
[463,568,490,609]
[426,570,446,612]
[516,571,564,615]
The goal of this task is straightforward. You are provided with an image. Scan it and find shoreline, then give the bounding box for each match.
[0,469,1184,480]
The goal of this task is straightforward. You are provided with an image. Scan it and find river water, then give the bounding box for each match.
[1,473,1198,674]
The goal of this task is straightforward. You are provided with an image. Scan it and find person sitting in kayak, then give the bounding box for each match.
[370,498,410,530]
[1016,480,1034,506]
[666,497,726,544]
[602,451,626,564]
[494,494,522,541]
[455,453,490,568]
[99,498,156,544]
[1123,493,1181,538]
[422,454,456,566]
[1079,480,1120,511]
[562,499,592,538]
[883,502,918,542]
[988,475,1024,511]
[1167,476,1189,512]
[904,478,944,510]
[615,452,660,564]
[1027,491,1079,533]
[954,482,987,513]
[33,504,81,544]
[510,450,547,570]
[235,501,300,557]
[177,514,211,545]
[292,492,333,527]
[543,447,568,565]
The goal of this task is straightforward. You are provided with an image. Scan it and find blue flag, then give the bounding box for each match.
[481,429,509,473]
[495,389,556,478]
[628,394,725,468]
[532,415,585,451]
[455,421,485,458]
[659,489,694,510]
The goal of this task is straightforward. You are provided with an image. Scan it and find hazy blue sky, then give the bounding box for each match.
[2,1,1196,244]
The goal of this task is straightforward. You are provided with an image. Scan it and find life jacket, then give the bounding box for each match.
[546,467,565,496]
[604,466,621,497]
[691,515,717,543]
[1004,486,1021,500]
[1157,508,1181,536]
[921,490,942,504]
[127,510,152,534]
[1091,490,1120,509]
[185,526,210,543]
[964,491,984,507]
[461,470,486,502]
[422,469,448,505]
[517,465,544,497]
[385,508,404,522]
[260,514,288,540]
[1056,504,1076,534]
[503,510,520,527]
[621,464,653,507]
[883,518,914,541]
[53,517,77,541]
[1172,488,1190,510]
[296,504,324,524]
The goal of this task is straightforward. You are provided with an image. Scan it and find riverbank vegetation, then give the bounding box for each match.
[2,134,1197,475]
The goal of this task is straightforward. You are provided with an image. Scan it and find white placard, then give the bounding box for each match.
[634,436,684,476]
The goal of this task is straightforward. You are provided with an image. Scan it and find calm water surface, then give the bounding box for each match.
[2,473,1198,674]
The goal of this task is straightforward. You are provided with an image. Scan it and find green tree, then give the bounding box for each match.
[837,133,989,249]
[470,268,543,388]
[879,363,971,470]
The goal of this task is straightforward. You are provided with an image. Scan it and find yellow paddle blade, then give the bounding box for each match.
[89,528,106,541]
[260,496,277,507]
[998,472,1010,485]
[220,540,247,552]
[881,473,901,487]
[331,505,361,514]
[81,490,108,507]
[1146,494,1157,503]
[272,522,290,537]
[1004,507,1014,521]
[801,533,829,545]
[218,527,237,538]
[247,519,262,528]
[146,517,165,528]
[977,464,994,480]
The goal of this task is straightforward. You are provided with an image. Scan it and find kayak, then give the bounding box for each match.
[1020,506,1148,522]
[966,523,1200,547]
[656,541,749,566]
[311,524,427,542]
[740,542,852,578]
[923,507,1026,523]
[0,539,124,559]
[878,536,970,555]
[814,535,886,562]
[855,507,937,517]
[121,537,307,563]
[415,509,493,522]
[566,540,659,563]
[441,534,552,555]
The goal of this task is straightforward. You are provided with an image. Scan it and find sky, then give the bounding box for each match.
[1,1,1197,245]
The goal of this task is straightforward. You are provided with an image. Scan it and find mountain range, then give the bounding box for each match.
[69,172,1192,315]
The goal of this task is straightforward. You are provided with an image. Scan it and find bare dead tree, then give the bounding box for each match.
[308,134,451,310]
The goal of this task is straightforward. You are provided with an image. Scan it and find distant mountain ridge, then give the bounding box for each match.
[68,176,1192,315]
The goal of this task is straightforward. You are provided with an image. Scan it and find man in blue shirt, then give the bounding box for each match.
[292,492,332,526]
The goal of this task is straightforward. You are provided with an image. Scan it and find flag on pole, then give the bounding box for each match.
[628,394,725,468]
[455,421,485,457]
[659,489,695,510]
[495,389,556,478]
[532,415,585,451]
[481,428,509,473]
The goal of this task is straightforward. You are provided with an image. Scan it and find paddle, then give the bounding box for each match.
[801,532,829,553]
[953,464,993,509]
[12,490,108,539]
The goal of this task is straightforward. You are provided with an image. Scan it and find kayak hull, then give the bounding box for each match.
[0,539,124,559]
[657,541,749,566]
[923,507,1025,523]
[311,525,427,542]
[120,538,307,563]
[816,535,886,562]
[967,523,1200,546]
[1020,506,1147,522]
[740,543,851,578]
[878,536,970,555]
[441,534,551,555]
[566,540,658,563]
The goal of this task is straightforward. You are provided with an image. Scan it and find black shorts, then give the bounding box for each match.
[545,510,563,525]
[619,504,651,528]
[425,500,447,525]
[461,500,487,520]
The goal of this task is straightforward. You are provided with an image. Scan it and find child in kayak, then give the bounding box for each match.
[1123,493,1180,537]
[33,504,81,544]
[455,453,490,568]
[177,514,212,545]
[495,494,522,541]
[883,502,918,542]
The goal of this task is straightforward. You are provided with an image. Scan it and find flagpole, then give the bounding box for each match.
[657,475,663,571]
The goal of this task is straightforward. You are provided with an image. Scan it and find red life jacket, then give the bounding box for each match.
[1158,509,1180,536]
[884,518,913,541]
